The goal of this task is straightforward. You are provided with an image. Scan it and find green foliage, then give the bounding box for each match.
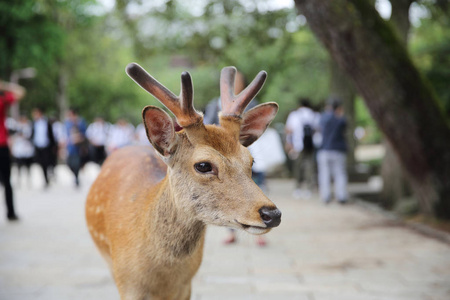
[410,5,450,117]
[0,0,63,78]
[121,1,330,123]
[4,0,447,131]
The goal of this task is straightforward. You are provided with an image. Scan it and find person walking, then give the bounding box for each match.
[11,115,34,187]
[285,98,318,199]
[31,108,56,188]
[65,108,87,187]
[0,80,25,221]
[86,117,109,165]
[317,99,348,204]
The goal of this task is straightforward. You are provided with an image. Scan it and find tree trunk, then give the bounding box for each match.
[380,0,414,209]
[295,0,450,218]
[380,141,412,209]
[57,68,68,121]
[390,0,413,44]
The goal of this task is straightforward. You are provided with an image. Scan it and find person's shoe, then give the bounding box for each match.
[303,190,312,199]
[256,237,267,247]
[223,235,236,245]
[338,199,348,205]
[7,214,19,221]
[293,189,302,199]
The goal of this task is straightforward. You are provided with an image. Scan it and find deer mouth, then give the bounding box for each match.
[235,220,269,235]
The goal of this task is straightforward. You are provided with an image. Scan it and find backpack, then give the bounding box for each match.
[302,124,314,152]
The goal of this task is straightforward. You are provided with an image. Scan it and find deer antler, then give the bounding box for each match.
[220,67,267,117]
[126,63,203,127]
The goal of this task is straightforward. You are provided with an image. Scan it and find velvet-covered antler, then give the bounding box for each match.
[219,67,267,117]
[126,63,203,127]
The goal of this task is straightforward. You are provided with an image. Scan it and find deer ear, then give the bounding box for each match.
[240,102,278,147]
[142,106,177,157]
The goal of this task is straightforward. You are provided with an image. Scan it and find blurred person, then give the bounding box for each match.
[285,98,318,199]
[65,108,87,187]
[31,108,56,188]
[203,97,221,125]
[86,117,110,165]
[0,80,25,221]
[51,116,67,163]
[106,119,135,153]
[135,123,150,146]
[317,99,348,204]
[11,115,34,187]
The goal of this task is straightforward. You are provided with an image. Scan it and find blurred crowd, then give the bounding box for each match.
[6,108,150,189]
[1,78,348,225]
[284,97,348,205]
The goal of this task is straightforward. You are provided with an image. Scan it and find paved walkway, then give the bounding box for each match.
[0,164,449,300]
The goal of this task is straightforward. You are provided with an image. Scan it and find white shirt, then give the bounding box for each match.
[285,107,317,152]
[249,128,286,173]
[11,121,34,158]
[52,121,66,144]
[135,123,150,146]
[107,123,135,152]
[86,121,110,146]
[33,118,50,148]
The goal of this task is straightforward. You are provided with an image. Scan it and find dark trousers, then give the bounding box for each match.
[0,146,16,217]
[294,150,316,189]
[67,153,81,185]
[90,145,106,165]
[34,146,53,185]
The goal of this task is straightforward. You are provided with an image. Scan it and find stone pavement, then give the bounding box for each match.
[0,163,449,300]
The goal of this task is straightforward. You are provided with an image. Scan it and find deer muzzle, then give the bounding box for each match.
[259,206,282,228]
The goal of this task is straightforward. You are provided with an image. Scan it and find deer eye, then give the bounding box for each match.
[194,162,213,174]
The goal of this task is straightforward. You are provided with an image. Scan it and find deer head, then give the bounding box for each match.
[126,63,281,234]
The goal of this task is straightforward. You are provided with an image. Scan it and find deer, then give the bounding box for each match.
[85,63,282,300]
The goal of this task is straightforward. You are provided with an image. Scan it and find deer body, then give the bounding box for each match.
[87,146,205,299]
[86,64,281,299]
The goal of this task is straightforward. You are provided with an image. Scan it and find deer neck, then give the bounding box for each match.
[149,176,206,261]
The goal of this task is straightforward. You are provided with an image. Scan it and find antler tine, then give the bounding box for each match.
[126,63,202,127]
[220,66,267,117]
[220,67,237,109]
[179,72,197,122]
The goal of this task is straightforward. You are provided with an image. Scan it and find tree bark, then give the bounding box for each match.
[390,0,413,44]
[295,0,450,218]
[380,0,414,209]
[57,67,68,121]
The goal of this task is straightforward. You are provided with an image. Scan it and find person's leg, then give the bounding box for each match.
[35,148,49,186]
[25,157,33,187]
[293,152,302,189]
[42,147,52,186]
[304,151,315,193]
[223,229,236,244]
[0,147,17,220]
[317,150,331,203]
[333,151,348,203]
[15,158,22,188]
[67,153,81,186]
[99,145,107,165]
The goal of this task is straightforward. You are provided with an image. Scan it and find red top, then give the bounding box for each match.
[0,91,16,146]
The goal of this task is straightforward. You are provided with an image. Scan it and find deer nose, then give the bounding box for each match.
[259,207,282,228]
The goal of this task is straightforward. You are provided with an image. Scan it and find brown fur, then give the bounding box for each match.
[87,64,280,299]
[86,124,278,299]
